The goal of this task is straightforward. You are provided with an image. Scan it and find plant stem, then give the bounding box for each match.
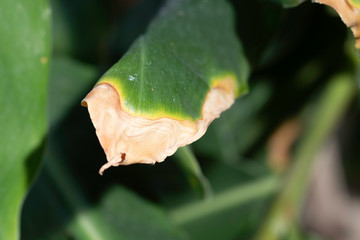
[174,146,213,199]
[256,74,356,240]
[169,175,280,225]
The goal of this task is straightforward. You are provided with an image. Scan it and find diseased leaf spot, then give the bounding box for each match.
[121,153,126,161]
[82,78,236,174]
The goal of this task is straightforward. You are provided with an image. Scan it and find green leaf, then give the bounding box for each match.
[96,0,248,120]
[81,0,249,174]
[99,187,187,240]
[169,175,280,240]
[350,0,360,7]
[21,57,102,240]
[174,146,212,199]
[22,56,186,240]
[0,0,50,239]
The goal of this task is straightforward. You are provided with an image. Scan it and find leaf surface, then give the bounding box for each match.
[0,0,50,239]
[95,0,248,120]
[22,56,186,240]
[99,187,186,240]
[174,146,212,199]
[82,0,249,172]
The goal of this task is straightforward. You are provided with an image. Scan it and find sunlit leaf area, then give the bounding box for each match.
[1,0,360,239]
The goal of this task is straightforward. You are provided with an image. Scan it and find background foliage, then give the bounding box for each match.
[0,0,50,239]
[0,0,359,239]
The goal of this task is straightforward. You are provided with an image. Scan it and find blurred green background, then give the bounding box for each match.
[1,0,360,239]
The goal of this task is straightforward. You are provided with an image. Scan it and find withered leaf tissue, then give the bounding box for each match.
[82,79,236,175]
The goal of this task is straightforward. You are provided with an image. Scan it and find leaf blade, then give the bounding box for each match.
[82,0,249,172]
[98,0,249,120]
[0,0,50,239]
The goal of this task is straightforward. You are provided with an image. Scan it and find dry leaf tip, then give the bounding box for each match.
[82,80,235,175]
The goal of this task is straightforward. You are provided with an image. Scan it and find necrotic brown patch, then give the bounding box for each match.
[82,78,236,175]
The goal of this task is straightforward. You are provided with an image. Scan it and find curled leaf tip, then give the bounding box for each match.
[314,0,360,50]
[82,79,236,175]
